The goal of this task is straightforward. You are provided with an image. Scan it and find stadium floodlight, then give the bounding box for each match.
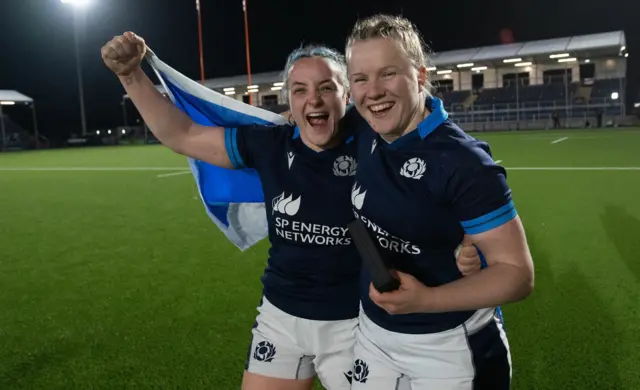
[273,82,284,87]
[621,45,626,51]
[122,129,126,134]
[247,85,259,89]
[625,53,629,58]
[456,63,474,68]
[96,130,100,135]
[271,86,282,91]
[549,53,570,59]
[503,58,522,63]
[224,91,235,95]
[471,66,487,72]
[426,66,437,71]
[585,59,591,63]
[107,129,112,134]
[223,87,235,92]
[0,101,16,106]
[436,70,452,75]
[558,58,577,63]
[634,103,640,108]
[514,62,532,67]
[61,0,91,6]
[611,92,619,100]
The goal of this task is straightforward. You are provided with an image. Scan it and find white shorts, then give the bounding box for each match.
[244,296,357,389]
[351,306,511,390]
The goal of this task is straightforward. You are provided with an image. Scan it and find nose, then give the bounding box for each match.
[307,89,323,107]
[367,79,385,101]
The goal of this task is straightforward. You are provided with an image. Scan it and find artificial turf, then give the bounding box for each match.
[1,128,639,389]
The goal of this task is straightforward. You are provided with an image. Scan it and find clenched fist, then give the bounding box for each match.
[101,32,146,77]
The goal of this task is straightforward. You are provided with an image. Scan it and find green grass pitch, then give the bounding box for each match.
[1,128,640,389]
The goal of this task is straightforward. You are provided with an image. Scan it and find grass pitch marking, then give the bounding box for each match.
[551,137,568,144]
[157,171,191,178]
[0,167,189,171]
[506,167,640,171]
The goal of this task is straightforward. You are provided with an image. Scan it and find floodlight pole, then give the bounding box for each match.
[196,0,205,85]
[72,7,88,136]
[32,102,40,148]
[0,104,6,152]
[243,0,253,105]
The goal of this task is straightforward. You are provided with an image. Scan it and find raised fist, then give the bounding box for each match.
[101,31,146,76]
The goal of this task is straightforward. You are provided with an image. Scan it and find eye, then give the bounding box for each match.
[320,85,335,92]
[382,71,396,78]
[293,88,305,94]
[353,77,366,83]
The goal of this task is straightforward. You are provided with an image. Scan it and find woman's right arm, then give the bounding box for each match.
[102,32,231,168]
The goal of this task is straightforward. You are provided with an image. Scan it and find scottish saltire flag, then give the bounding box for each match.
[145,48,288,251]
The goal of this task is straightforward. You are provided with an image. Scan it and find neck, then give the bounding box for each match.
[300,131,342,152]
[380,103,430,144]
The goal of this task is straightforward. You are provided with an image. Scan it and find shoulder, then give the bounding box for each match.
[427,120,496,169]
[237,123,296,137]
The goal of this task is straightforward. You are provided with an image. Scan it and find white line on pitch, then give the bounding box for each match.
[157,171,191,178]
[506,167,640,171]
[495,160,503,164]
[551,137,568,144]
[0,167,189,171]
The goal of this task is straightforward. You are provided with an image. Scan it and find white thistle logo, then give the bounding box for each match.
[351,183,367,210]
[400,157,426,179]
[272,192,301,216]
[333,155,357,176]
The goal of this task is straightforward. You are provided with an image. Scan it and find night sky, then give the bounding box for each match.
[0,0,637,139]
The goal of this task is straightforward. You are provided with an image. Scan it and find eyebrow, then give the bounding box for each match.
[290,79,334,87]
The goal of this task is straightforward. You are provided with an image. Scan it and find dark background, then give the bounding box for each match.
[0,0,637,139]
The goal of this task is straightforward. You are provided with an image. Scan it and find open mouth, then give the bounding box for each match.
[306,112,330,126]
[368,102,395,118]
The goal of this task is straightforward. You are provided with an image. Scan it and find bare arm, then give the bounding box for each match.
[102,32,231,168]
[120,67,231,168]
[423,216,534,312]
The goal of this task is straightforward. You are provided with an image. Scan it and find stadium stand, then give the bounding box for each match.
[129,30,629,131]
[0,90,41,150]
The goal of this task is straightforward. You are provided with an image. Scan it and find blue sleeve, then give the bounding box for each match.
[224,124,284,169]
[446,143,517,235]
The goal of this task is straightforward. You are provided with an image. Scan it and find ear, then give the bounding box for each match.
[344,90,351,106]
[417,66,428,93]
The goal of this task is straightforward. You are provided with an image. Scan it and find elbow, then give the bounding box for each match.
[516,265,535,301]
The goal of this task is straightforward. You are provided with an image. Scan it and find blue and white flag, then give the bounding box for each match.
[145,49,287,251]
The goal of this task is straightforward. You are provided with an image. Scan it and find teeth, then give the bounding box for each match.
[370,102,394,112]
[308,112,328,117]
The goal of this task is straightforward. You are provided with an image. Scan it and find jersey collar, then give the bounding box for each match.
[418,96,448,139]
[383,96,449,150]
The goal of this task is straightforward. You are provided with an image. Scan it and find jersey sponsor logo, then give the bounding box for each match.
[351,183,367,210]
[333,155,357,176]
[351,182,421,255]
[287,151,295,169]
[272,192,301,216]
[400,157,426,179]
[273,191,351,246]
[371,139,377,154]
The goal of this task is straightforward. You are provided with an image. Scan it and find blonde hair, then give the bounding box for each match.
[346,14,433,91]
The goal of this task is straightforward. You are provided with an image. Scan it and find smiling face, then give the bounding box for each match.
[347,36,428,142]
[286,56,350,151]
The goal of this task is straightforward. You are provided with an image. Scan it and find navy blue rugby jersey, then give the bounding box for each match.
[225,123,361,321]
[351,97,517,334]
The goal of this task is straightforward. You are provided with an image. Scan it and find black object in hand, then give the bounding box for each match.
[348,219,400,293]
